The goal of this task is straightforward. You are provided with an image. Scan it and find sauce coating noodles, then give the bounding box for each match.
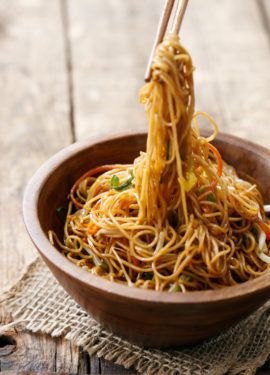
[49,35,270,292]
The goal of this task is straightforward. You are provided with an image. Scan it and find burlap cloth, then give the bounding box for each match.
[0,257,270,375]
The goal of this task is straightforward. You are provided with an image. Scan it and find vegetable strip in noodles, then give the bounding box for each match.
[49,34,270,292]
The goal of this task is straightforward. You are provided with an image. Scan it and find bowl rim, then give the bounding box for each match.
[23,130,270,305]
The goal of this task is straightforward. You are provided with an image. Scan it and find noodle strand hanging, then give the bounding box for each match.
[49,34,270,292]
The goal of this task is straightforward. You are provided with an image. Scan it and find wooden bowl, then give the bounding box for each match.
[23,131,270,348]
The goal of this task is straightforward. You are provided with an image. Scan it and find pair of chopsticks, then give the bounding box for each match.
[145,0,189,82]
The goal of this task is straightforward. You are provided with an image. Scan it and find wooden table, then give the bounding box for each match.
[1,0,270,373]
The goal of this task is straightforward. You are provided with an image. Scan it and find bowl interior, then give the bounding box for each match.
[25,131,270,306]
[23,132,270,347]
[38,134,146,240]
[38,132,270,242]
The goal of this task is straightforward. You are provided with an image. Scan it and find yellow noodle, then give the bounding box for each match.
[49,34,270,292]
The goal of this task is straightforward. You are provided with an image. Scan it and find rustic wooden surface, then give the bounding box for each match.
[0,0,270,373]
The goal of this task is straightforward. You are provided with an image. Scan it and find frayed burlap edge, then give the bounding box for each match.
[0,257,270,375]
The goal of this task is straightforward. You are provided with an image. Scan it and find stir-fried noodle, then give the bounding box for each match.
[49,34,270,292]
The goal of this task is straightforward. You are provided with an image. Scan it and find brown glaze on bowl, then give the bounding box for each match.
[23,132,270,348]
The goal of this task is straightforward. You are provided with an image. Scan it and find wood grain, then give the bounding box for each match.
[0,0,79,373]
[1,0,270,372]
[180,0,270,147]
[0,0,71,291]
[67,0,162,141]
[260,0,270,31]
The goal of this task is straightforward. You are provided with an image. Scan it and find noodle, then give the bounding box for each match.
[49,34,270,292]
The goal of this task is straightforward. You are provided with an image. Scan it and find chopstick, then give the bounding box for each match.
[144,0,175,83]
[171,0,189,35]
[144,0,189,82]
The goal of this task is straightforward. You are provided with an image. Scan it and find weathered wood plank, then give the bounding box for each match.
[78,347,136,374]
[90,355,101,374]
[260,0,270,55]
[181,0,270,147]
[0,0,80,373]
[67,0,162,141]
[100,358,134,374]
[0,326,79,374]
[259,0,270,31]
[1,332,56,372]
[0,0,71,291]
[77,349,91,374]
[54,338,79,373]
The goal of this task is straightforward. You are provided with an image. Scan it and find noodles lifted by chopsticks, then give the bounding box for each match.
[49,34,270,292]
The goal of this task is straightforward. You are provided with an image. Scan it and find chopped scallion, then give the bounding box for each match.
[111,175,120,189]
[251,226,259,241]
[207,193,216,202]
[181,274,192,282]
[243,234,250,248]
[143,272,153,280]
[81,248,89,256]
[100,261,109,272]
[111,170,134,191]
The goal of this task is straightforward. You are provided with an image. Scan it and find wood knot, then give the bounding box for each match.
[0,335,16,356]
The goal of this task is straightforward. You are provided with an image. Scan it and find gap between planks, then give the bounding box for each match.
[0,0,78,372]
[60,0,76,142]
[257,0,270,49]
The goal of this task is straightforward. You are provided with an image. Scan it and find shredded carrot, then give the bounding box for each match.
[87,222,99,235]
[70,165,116,208]
[208,143,223,190]
[256,217,270,241]
[85,259,94,268]
[81,223,89,228]
[131,256,140,266]
[93,201,101,210]
[118,197,135,213]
